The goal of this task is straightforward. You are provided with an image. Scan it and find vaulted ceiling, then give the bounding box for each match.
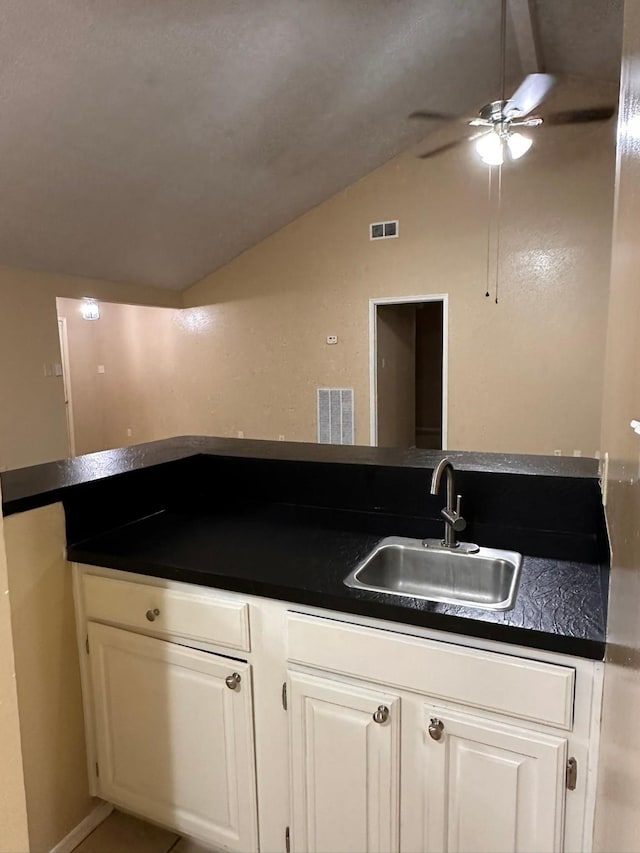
[0,0,623,290]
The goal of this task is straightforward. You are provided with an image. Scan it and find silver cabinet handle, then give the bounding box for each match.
[428,718,444,741]
[145,608,160,622]
[373,705,389,724]
[225,672,242,690]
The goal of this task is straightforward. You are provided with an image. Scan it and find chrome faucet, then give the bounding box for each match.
[430,457,467,549]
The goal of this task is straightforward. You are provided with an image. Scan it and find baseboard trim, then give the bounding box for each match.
[49,801,114,853]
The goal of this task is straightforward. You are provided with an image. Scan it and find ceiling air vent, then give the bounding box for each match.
[317,388,354,445]
[370,220,399,240]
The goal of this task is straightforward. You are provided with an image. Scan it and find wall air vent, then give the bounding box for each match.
[317,388,354,445]
[370,220,399,240]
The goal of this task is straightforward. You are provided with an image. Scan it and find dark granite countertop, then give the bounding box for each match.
[1,435,600,517]
[68,502,607,660]
[3,437,607,660]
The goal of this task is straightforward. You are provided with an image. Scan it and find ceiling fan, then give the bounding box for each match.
[409,3,616,164]
[410,74,615,164]
[408,0,617,302]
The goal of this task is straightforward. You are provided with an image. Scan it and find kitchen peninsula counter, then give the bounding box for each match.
[1,436,608,660]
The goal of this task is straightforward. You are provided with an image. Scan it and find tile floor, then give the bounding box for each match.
[72,809,214,853]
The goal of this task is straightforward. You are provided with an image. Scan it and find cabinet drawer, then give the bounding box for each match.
[82,573,250,652]
[288,614,575,730]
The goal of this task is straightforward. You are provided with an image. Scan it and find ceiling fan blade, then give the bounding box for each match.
[544,106,616,125]
[418,131,490,160]
[504,73,556,118]
[510,116,543,127]
[409,110,467,122]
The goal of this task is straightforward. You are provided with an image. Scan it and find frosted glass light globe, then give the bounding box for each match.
[507,132,533,160]
[475,132,504,166]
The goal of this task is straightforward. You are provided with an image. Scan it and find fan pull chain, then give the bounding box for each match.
[494,0,506,304]
[485,0,507,303]
[495,161,502,304]
[485,164,492,298]
[500,0,507,104]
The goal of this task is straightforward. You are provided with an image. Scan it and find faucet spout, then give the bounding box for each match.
[430,457,453,498]
[430,457,467,548]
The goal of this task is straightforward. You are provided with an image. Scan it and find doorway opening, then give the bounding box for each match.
[369,295,447,449]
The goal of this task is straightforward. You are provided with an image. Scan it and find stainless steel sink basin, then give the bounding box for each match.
[344,537,522,611]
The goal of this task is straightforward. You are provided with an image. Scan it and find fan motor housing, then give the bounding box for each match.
[479,100,510,122]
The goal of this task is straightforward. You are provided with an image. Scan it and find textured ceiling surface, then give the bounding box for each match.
[0,0,623,290]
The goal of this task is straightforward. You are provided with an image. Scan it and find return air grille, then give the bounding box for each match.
[370,220,398,240]
[317,388,354,445]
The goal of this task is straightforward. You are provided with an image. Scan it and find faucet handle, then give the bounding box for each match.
[451,514,467,533]
[454,494,466,532]
[441,497,467,532]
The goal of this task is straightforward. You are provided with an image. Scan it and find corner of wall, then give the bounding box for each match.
[0,496,30,853]
[4,502,94,853]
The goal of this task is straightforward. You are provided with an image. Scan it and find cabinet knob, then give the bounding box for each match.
[373,705,390,724]
[145,608,160,622]
[428,717,445,741]
[225,672,242,690]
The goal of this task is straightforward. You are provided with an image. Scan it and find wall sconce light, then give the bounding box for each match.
[81,299,100,320]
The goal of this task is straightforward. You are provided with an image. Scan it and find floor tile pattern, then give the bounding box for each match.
[72,810,214,853]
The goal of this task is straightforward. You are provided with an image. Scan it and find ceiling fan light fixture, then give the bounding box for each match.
[507,132,533,160]
[475,131,504,165]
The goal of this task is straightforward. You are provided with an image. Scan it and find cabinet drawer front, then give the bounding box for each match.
[82,573,250,651]
[288,614,575,730]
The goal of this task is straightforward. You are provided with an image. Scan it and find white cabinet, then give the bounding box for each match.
[288,671,400,853]
[87,621,258,852]
[287,614,592,853]
[419,706,567,853]
[74,566,600,853]
[287,672,569,853]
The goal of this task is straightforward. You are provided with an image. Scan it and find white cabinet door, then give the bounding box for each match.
[288,671,400,853]
[88,621,258,852]
[421,705,567,853]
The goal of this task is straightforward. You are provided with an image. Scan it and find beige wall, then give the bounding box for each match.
[44,81,617,460]
[0,490,30,853]
[0,266,180,471]
[179,79,616,455]
[57,298,184,455]
[594,3,640,849]
[4,504,92,853]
